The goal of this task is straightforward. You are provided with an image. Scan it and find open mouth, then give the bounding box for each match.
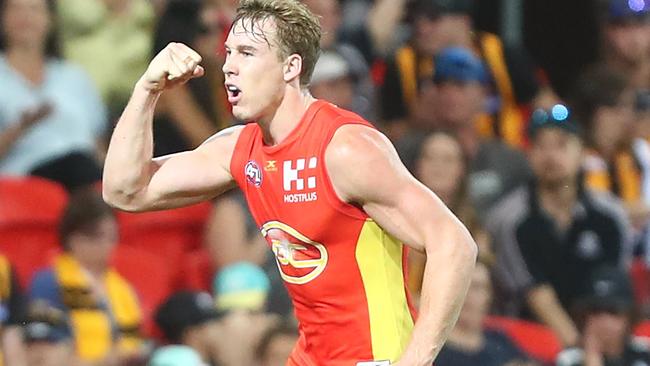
[226,84,242,104]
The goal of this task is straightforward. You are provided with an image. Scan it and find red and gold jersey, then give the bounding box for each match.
[230,100,416,365]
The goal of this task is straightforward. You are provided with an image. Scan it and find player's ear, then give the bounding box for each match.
[284,54,303,83]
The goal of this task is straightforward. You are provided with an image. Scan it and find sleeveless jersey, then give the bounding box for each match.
[230,100,416,365]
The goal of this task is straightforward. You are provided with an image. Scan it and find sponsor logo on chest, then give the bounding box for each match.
[282,157,318,203]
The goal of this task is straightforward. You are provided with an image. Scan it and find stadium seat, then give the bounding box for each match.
[635,320,650,338]
[484,316,561,363]
[112,245,174,339]
[0,177,68,287]
[117,202,212,259]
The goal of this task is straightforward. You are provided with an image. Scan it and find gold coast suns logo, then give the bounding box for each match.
[261,221,328,285]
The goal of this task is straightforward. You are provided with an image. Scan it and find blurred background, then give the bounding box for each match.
[0,0,649,365]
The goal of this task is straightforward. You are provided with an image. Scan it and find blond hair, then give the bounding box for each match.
[234,0,322,87]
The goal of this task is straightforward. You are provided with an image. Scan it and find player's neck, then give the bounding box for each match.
[259,87,317,146]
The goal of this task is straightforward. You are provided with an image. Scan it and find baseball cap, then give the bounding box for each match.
[155,291,222,343]
[528,104,582,138]
[149,345,206,366]
[433,47,489,85]
[411,0,475,20]
[213,262,270,312]
[311,51,350,85]
[23,302,72,343]
[605,0,649,23]
[577,265,635,313]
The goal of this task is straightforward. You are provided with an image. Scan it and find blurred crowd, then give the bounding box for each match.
[0,0,650,365]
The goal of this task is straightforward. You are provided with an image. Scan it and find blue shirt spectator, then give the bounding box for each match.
[0,55,106,176]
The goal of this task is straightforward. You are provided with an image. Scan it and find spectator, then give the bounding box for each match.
[255,319,299,366]
[29,189,143,365]
[154,291,222,366]
[0,254,26,366]
[212,262,279,366]
[380,0,552,146]
[0,0,106,191]
[574,66,636,199]
[408,131,493,297]
[205,192,292,317]
[556,265,650,366]
[151,0,229,156]
[400,47,531,217]
[571,67,645,229]
[599,0,650,90]
[631,90,650,270]
[635,90,650,142]
[310,50,356,112]
[56,0,155,118]
[23,301,76,366]
[436,257,537,366]
[302,0,405,63]
[487,105,631,347]
[302,0,377,119]
[149,345,205,366]
[213,262,270,312]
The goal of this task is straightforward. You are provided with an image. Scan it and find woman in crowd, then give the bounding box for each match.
[150,0,229,156]
[0,0,106,191]
[408,131,492,297]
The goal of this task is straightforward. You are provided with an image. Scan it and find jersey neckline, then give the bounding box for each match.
[260,99,328,155]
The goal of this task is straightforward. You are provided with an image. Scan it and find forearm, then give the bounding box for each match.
[367,0,406,55]
[103,81,161,206]
[401,223,477,365]
[527,286,579,346]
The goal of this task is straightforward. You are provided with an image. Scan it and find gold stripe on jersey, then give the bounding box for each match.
[355,220,414,362]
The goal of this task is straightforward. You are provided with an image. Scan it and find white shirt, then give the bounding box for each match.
[0,55,106,175]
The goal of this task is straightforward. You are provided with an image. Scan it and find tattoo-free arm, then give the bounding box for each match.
[326,125,477,365]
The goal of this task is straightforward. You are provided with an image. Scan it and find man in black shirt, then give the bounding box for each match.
[557,265,650,366]
[487,106,631,347]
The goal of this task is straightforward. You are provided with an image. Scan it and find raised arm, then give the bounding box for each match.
[326,125,477,365]
[103,43,240,212]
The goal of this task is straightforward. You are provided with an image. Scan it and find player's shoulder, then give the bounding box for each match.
[315,100,370,125]
[201,124,246,147]
[325,123,398,182]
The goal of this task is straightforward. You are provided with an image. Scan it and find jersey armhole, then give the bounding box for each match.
[229,123,258,189]
[318,118,372,221]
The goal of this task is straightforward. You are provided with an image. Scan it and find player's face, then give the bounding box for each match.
[223,18,288,122]
[1,0,51,50]
[529,128,583,187]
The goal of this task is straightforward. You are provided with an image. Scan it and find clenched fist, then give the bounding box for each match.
[138,42,205,93]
